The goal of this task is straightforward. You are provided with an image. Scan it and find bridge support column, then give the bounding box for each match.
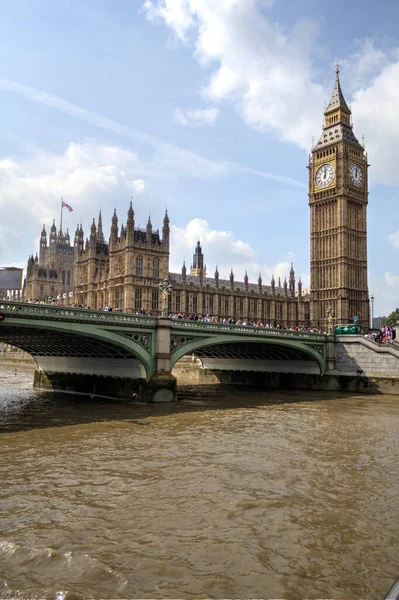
[149,317,177,402]
[326,334,336,373]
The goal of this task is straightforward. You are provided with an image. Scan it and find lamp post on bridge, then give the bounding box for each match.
[370,295,374,329]
[326,306,334,335]
[159,278,172,318]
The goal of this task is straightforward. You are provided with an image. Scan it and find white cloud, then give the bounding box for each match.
[352,61,399,185]
[144,0,324,149]
[0,140,142,223]
[170,217,296,284]
[388,230,399,250]
[341,39,394,92]
[130,178,147,194]
[144,1,399,184]
[384,272,399,288]
[0,140,153,263]
[0,77,302,188]
[143,0,195,43]
[174,106,219,126]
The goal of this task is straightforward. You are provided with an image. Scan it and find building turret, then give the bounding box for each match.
[244,271,248,292]
[289,263,295,297]
[39,224,47,266]
[229,268,234,290]
[258,273,262,293]
[214,265,219,288]
[27,255,34,276]
[278,277,281,288]
[74,224,80,249]
[182,260,187,284]
[284,277,288,296]
[50,219,57,245]
[271,274,275,294]
[190,240,206,278]
[298,277,302,298]
[162,209,170,246]
[146,215,152,244]
[79,224,84,250]
[90,218,97,241]
[110,209,118,244]
[65,228,70,244]
[34,252,38,264]
[127,201,134,236]
[40,224,47,243]
[97,211,104,243]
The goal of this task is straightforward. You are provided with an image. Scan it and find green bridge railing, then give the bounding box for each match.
[0,301,156,327]
[0,301,326,342]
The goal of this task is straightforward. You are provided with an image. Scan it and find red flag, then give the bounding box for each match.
[62,200,73,212]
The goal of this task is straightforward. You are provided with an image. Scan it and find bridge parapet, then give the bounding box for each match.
[171,319,326,341]
[0,301,155,327]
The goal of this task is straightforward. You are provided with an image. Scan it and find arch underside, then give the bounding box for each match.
[189,341,322,375]
[0,326,148,378]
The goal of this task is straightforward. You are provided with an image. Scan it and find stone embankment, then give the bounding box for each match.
[0,344,35,369]
[328,335,399,394]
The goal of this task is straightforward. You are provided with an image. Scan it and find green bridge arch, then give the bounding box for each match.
[0,311,156,377]
[170,334,325,375]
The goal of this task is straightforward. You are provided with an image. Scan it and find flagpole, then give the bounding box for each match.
[60,198,63,233]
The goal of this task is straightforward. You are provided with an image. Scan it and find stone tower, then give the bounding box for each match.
[190,240,206,280]
[309,65,369,330]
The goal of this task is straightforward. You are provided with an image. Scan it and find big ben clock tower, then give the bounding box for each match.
[309,64,369,331]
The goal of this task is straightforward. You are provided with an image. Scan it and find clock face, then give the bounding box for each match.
[350,162,363,187]
[315,163,334,187]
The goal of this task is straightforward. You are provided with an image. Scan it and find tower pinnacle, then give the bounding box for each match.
[325,63,350,115]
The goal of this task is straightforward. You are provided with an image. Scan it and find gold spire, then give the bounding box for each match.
[325,62,350,115]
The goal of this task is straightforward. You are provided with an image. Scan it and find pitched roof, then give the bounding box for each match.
[325,68,350,114]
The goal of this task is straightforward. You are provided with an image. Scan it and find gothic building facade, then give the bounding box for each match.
[309,65,369,330]
[22,221,75,302]
[74,206,170,312]
[23,67,369,330]
[73,205,309,327]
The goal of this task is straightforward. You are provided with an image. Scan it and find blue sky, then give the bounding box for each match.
[1,0,399,316]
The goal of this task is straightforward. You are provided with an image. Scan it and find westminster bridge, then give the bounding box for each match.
[0,301,330,401]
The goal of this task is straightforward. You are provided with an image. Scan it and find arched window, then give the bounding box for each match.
[135,288,142,310]
[152,257,159,280]
[62,270,66,285]
[175,291,181,313]
[136,256,143,277]
[67,271,71,287]
[152,290,159,312]
[39,285,44,298]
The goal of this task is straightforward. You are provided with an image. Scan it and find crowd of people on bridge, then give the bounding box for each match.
[10,298,398,342]
[365,325,396,344]
[167,312,324,333]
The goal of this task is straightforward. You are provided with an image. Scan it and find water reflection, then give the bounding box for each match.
[1,366,399,599]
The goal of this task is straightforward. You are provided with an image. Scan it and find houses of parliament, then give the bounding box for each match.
[22,67,370,331]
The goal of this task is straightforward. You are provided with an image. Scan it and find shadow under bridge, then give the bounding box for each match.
[0,310,155,379]
[170,326,326,376]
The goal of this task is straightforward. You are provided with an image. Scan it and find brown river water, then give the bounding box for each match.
[1,366,399,600]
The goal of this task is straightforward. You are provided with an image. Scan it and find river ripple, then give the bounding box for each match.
[1,366,399,599]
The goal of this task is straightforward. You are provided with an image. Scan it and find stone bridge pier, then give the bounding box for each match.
[32,317,178,403]
[148,317,177,403]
